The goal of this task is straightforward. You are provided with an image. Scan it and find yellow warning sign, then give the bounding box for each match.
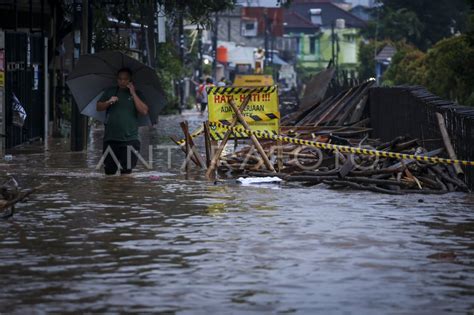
[232,74,274,87]
[0,71,4,88]
[207,86,280,140]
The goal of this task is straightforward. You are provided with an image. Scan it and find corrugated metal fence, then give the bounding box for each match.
[369,86,474,190]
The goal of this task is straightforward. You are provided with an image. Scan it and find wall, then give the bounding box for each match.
[217,8,242,44]
[287,27,361,71]
[241,7,283,37]
[0,31,4,157]
[217,8,297,59]
[369,86,474,190]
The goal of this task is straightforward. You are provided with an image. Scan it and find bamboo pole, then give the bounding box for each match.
[184,130,190,174]
[277,126,283,172]
[180,121,205,169]
[227,99,276,172]
[203,121,212,168]
[435,112,463,176]
[169,136,200,166]
[205,93,254,178]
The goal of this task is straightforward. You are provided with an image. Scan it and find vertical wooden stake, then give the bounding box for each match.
[205,92,255,178]
[184,133,190,174]
[435,112,463,176]
[227,99,276,172]
[169,136,200,166]
[180,121,205,169]
[203,121,212,168]
[277,126,283,172]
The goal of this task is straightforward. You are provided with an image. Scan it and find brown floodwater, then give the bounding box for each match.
[1,112,474,314]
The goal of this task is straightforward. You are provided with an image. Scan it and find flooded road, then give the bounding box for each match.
[1,112,474,314]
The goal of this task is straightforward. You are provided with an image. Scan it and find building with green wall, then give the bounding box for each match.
[283,1,366,73]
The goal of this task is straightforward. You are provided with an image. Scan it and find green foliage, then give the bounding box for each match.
[381,35,474,106]
[467,1,474,46]
[362,8,423,45]
[358,0,473,102]
[365,0,469,51]
[202,64,212,76]
[93,30,129,52]
[156,41,184,114]
[383,45,427,86]
[158,0,234,25]
[424,35,474,106]
[357,40,391,80]
[89,0,236,113]
[92,1,140,52]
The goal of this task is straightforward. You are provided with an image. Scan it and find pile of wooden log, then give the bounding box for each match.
[282,79,374,127]
[218,135,469,194]
[173,77,469,194]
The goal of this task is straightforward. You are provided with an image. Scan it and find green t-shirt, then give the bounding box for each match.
[99,86,141,142]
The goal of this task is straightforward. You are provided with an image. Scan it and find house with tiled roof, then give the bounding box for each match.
[283,0,367,72]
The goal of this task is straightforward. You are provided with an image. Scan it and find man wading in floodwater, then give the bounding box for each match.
[96,68,149,175]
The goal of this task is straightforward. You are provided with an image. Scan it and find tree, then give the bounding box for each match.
[88,0,235,112]
[357,40,391,80]
[364,0,470,51]
[381,35,474,106]
[424,35,474,105]
[383,46,427,86]
[466,0,474,46]
[363,8,423,44]
[357,40,414,81]
[158,0,234,25]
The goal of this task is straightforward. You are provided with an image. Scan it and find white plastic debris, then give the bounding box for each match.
[236,176,283,186]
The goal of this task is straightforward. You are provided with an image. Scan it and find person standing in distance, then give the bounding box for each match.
[200,77,215,115]
[96,68,149,175]
[217,77,226,87]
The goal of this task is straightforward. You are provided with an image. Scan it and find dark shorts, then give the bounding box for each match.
[102,139,141,175]
[200,102,207,112]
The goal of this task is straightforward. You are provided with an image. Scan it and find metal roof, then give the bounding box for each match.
[375,45,397,61]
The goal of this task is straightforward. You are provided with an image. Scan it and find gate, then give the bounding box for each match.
[5,31,45,148]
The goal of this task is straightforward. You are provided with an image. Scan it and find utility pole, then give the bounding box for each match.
[335,30,340,77]
[70,0,87,151]
[179,13,184,112]
[264,9,269,67]
[51,4,61,137]
[41,0,49,150]
[140,3,147,64]
[87,0,93,53]
[0,29,5,157]
[331,21,335,68]
[331,21,339,79]
[212,12,218,80]
[81,0,88,54]
[270,16,276,78]
[145,1,156,67]
[198,25,203,79]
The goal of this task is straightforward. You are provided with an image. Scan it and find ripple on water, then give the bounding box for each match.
[1,116,474,314]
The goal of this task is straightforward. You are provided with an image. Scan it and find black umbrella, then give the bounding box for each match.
[66,51,166,126]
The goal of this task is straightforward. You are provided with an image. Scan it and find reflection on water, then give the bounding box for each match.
[1,113,474,314]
